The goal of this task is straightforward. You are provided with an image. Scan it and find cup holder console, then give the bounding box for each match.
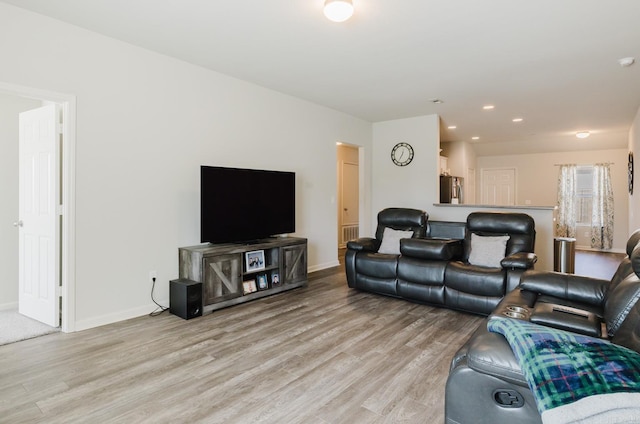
[502,305,530,320]
[506,305,529,314]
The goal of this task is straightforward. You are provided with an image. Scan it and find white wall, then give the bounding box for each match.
[0,4,372,330]
[371,115,440,230]
[0,93,42,309]
[477,149,629,251]
[630,106,640,233]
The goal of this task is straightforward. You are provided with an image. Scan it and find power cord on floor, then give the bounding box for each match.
[149,277,169,317]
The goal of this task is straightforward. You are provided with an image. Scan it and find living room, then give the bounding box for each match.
[1,1,640,421]
[2,1,639,334]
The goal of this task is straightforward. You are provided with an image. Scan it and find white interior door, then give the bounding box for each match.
[18,104,60,327]
[341,162,359,225]
[481,168,516,206]
[339,160,359,246]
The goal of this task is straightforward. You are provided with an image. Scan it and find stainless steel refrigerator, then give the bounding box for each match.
[440,175,463,204]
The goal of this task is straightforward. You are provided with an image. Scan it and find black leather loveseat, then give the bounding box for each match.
[345,208,537,316]
[445,231,640,424]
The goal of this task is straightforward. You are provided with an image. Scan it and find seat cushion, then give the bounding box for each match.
[446,261,506,297]
[354,252,398,278]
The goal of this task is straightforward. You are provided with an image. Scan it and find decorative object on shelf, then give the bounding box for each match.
[323,0,354,22]
[271,272,281,287]
[245,250,266,272]
[242,279,257,295]
[391,142,414,167]
[256,274,269,290]
[629,152,634,194]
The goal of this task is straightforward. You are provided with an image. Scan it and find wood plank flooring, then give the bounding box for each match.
[0,268,483,424]
[575,249,626,280]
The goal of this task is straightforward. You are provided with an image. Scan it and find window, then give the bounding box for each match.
[576,166,593,225]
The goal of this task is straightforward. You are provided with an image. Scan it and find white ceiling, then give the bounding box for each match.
[3,0,640,155]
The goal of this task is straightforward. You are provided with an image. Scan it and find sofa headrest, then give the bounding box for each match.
[463,212,536,260]
[467,212,535,235]
[627,229,640,257]
[375,208,428,240]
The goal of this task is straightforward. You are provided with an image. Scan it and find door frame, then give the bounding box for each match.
[1,81,77,333]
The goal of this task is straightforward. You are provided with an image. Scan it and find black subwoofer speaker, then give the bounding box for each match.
[170,279,203,320]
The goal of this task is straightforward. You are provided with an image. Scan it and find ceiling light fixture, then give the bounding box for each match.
[324,0,354,23]
[576,131,591,139]
[483,105,495,110]
[448,125,457,129]
[472,136,480,140]
[619,57,636,67]
[512,118,523,122]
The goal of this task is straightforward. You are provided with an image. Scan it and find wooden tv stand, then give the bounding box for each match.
[177,237,307,314]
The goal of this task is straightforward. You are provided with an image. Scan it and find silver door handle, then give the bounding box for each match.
[13,220,23,227]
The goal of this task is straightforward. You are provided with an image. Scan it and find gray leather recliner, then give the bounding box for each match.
[445,230,640,424]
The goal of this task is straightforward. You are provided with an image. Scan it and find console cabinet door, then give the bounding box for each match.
[203,253,243,304]
[282,244,307,285]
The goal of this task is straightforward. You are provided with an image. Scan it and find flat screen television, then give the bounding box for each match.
[200,166,296,243]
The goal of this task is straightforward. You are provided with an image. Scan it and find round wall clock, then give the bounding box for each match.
[629,152,634,194]
[391,142,414,166]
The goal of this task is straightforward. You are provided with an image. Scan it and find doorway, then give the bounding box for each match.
[337,143,360,261]
[0,82,76,333]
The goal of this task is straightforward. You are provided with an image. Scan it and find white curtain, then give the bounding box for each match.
[591,163,614,249]
[556,164,577,238]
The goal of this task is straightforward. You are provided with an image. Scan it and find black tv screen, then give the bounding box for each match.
[200,166,296,243]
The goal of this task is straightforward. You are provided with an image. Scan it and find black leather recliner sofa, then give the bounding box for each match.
[345,209,537,316]
[445,231,640,424]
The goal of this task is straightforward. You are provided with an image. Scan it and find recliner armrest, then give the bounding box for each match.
[346,237,379,252]
[464,324,528,387]
[519,271,608,306]
[501,252,537,269]
[400,238,462,260]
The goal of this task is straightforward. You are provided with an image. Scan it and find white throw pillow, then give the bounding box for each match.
[468,233,510,268]
[378,227,414,255]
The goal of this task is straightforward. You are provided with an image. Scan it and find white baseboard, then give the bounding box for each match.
[73,299,169,332]
[0,302,18,311]
[308,260,340,273]
[576,246,626,254]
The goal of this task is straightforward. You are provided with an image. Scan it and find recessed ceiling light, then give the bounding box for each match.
[472,136,480,140]
[448,125,457,129]
[576,131,591,139]
[336,142,343,145]
[512,118,524,123]
[483,105,495,110]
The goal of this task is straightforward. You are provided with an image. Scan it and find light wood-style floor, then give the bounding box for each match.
[574,249,626,280]
[0,268,483,424]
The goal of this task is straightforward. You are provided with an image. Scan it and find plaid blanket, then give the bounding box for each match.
[487,316,640,424]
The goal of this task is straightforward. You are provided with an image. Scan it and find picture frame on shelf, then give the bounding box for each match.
[256,273,269,290]
[242,279,258,295]
[245,250,265,272]
[271,271,281,287]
